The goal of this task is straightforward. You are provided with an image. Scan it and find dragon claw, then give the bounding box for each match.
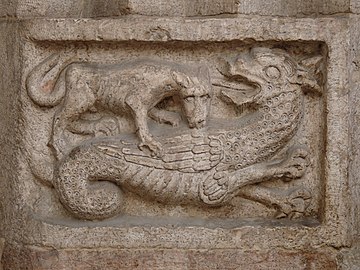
[275,186,312,219]
[278,147,310,181]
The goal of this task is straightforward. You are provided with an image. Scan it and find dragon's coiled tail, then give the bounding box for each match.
[55,146,124,220]
[54,134,222,220]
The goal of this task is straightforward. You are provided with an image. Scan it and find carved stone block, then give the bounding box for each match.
[24,42,324,220]
[0,15,355,268]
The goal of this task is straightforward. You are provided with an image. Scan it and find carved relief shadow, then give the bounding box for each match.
[25,43,326,221]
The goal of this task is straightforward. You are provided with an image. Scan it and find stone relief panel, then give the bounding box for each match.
[23,42,326,221]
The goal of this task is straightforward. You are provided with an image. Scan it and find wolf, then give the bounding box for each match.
[27,55,213,157]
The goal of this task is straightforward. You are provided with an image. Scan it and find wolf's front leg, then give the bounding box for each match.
[125,97,163,157]
[137,132,163,157]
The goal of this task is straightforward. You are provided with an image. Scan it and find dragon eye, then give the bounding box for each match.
[264,66,281,80]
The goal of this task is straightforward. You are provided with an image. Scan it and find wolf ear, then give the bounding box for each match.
[171,70,191,88]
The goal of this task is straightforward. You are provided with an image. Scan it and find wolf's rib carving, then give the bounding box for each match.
[46,47,323,220]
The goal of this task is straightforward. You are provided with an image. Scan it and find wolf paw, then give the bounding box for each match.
[93,116,120,137]
[158,111,182,127]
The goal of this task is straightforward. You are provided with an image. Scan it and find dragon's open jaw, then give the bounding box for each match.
[230,69,263,91]
[215,68,262,108]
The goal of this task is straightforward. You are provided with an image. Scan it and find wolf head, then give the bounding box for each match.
[171,65,212,129]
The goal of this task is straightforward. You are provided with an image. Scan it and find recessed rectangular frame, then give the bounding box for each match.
[19,16,351,250]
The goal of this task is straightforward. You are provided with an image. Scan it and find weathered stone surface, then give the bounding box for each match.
[341,244,360,269]
[0,19,21,265]
[15,0,130,18]
[237,0,350,16]
[351,0,360,14]
[0,19,351,270]
[0,238,4,270]
[3,0,355,18]
[9,0,239,18]
[349,15,360,245]
[0,1,16,17]
[3,244,339,270]
[126,0,238,17]
[1,0,360,269]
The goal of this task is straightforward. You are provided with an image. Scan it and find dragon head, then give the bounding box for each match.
[217,47,322,107]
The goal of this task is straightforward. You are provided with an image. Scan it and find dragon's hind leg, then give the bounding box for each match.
[200,146,310,208]
[238,185,312,219]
